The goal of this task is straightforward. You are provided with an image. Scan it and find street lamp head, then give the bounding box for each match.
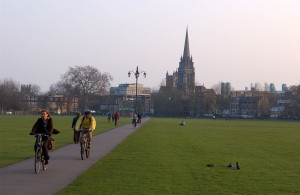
[128,72,131,77]
[143,72,146,78]
[135,72,140,78]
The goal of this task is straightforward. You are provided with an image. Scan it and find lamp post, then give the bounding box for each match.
[128,66,146,113]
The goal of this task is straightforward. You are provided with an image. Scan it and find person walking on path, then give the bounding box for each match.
[29,109,53,165]
[114,112,119,126]
[137,114,142,123]
[75,110,96,148]
[107,113,111,123]
[71,111,81,144]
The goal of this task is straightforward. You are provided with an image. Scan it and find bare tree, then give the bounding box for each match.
[49,81,74,96]
[63,65,113,109]
[254,82,263,91]
[30,84,42,96]
[258,96,270,119]
[0,79,21,113]
[264,82,270,92]
[211,82,222,95]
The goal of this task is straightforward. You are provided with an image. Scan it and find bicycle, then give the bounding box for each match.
[31,133,50,174]
[79,129,92,160]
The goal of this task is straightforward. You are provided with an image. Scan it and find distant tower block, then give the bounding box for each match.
[221,82,231,95]
[221,82,226,94]
[282,84,287,92]
[270,83,276,92]
[226,82,231,95]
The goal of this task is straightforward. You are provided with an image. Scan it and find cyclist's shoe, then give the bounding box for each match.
[88,142,92,148]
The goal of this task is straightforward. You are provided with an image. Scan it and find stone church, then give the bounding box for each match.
[165,29,195,94]
[158,29,216,116]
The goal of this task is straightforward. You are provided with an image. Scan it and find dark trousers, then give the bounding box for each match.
[34,136,50,160]
[74,129,80,142]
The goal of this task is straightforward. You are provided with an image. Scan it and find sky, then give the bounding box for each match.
[1,0,300,92]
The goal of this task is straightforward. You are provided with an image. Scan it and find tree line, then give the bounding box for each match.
[0,65,112,114]
[152,82,300,119]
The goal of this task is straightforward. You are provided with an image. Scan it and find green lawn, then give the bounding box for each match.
[58,118,300,195]
[0,115,128,168]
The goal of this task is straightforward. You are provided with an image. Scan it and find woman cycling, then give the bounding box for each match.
[30,109,53,165]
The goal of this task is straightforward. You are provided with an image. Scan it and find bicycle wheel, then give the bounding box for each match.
[80,140,85,160]
[35,147,41,174]
[85,139,90,158]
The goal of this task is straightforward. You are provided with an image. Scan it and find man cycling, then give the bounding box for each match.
[132,113,138,128]
[75,110,96,148]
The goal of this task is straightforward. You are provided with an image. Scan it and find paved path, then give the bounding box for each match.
[0,118,150,195]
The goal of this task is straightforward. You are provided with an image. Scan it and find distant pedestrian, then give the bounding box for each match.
[107,113,111,122]
[114,112,119,126]
[72,111,81,143]
[179,120,185,126]
[137,114,142,124]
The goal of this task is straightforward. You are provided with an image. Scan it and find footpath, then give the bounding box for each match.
[0,118,150,195]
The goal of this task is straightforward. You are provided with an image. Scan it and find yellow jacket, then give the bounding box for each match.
[75,116,96,131]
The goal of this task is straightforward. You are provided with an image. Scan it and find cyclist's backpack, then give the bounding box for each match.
[80,116,92,128]
[48,137,56,151]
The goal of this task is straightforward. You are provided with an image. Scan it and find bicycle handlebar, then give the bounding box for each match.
[30,133,51,136]
[79,129,92,133]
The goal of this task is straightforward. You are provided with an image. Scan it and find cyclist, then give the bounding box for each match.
[132,113,138,127]
[75,110,96,148]
[30,109,53,165]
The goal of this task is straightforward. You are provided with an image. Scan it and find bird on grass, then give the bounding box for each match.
[206,163,215,167]
[232,162,240,170]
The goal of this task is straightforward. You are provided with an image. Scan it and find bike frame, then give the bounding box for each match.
[132,118,137,128]
[79,129,92,160]
[31,133,49,174]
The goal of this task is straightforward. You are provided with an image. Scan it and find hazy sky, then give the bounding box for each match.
[1,0,300,92]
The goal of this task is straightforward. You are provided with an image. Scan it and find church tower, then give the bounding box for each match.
[177,28,195,93]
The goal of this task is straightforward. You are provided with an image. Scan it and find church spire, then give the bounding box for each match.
[183,28,190,58]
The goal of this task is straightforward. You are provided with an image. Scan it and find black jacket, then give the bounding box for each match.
[32,118,53,135]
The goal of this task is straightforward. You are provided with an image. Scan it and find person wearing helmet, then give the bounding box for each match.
[75,109,96,148]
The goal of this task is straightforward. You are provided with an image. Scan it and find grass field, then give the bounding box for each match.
[0,115,128,168]
[57,118,300,194]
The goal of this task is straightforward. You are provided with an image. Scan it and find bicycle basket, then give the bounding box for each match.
[48,137,56,151]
